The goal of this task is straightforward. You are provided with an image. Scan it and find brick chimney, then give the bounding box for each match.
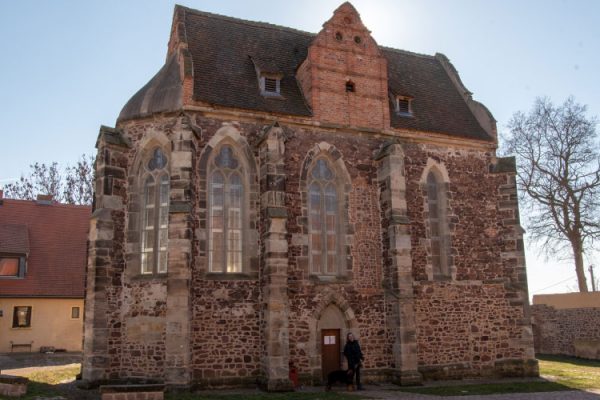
[36,194,53,205]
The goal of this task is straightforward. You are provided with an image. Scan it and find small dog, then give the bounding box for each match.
[325,368,355,391]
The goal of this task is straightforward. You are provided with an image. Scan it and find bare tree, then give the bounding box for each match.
[2,162,63,201]
[3,154,95,205]
[504,97,600,292]
[63,154,94,205]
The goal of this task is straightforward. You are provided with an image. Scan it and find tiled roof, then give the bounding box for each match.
[118,54,183,122]
[0,224,29,254]
[384,48,490,140]
[184,8,313,117]
[0,199,90,298]
[119,5,492,142]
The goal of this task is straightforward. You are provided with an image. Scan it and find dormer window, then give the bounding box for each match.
[0,223,29,279]
[0,255,26,278]
[261,76,280,95]
[395,96,413,116]
[250,55,283,98]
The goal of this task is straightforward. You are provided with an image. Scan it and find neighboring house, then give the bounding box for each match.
[83,3,537,389]
[0,192,90,353]
[532,293,600,360]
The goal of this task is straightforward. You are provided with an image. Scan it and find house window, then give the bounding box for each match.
[0,256,26,278]
[261,76,280,96]
[308,159,340,275]
[426,171,448,277]
[396,96,413,116]
[141,148,169,275]
[12,306,31,328]
[345,81,355,92]
[209,145,244,273]
[71,307,80,319]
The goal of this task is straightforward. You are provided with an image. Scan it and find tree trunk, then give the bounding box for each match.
[572,240,589,292]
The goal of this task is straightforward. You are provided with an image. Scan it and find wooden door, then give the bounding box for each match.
[321,329,341,379]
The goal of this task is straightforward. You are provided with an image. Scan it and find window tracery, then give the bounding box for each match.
[209,145,244,273]
[308,159,339,275]
[141,147,169,275]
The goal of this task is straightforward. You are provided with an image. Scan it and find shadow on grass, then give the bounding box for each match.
[0,352,82,371]
[537,354,600,368]
[0,381,99,400]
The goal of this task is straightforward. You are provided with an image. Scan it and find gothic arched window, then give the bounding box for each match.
[426,170,447,277]
[209,145,244,273]
[141,147,169,275]
[308,159,339,275]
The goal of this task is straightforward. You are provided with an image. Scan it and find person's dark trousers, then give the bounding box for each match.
[354,363,362,389]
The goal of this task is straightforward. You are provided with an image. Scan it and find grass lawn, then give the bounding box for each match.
[0,364,82,400]
[537,354,600,390]
[395,354,600,397]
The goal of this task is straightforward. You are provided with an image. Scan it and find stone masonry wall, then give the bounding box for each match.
[283,126,391,382]
[404,143,534,378]
[86,113,536,386]
[532,304,600,359]
[189,117,263,386]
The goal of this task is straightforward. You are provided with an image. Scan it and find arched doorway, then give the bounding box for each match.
[317,304,347,379]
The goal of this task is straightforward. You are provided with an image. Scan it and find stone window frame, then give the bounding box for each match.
[198,125,259,279]
[419,159,454,281]
[125,132,171,280]
[299,142,353,282]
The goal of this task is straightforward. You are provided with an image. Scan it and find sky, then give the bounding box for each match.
[1,0,599,297]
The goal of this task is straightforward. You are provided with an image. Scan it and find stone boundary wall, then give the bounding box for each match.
[100,384,164,400]
[532,293,600,359]
[0,375,28,398]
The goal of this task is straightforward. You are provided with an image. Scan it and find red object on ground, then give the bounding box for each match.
[289,365,299,387]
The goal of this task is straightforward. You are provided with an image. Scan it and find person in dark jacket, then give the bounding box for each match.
[343,332,364,390]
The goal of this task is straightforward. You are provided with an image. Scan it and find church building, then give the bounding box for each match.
[82,3,538,389]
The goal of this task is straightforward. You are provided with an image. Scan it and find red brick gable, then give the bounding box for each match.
[0,199,90,298]
[297,2,390,129]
